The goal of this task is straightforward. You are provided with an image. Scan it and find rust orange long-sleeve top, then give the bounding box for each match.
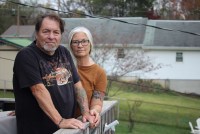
[75,64,107,117]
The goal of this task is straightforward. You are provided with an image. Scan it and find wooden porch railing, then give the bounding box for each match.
[0,100,118,134]
[54,100,119,134]
[0,98,15,111]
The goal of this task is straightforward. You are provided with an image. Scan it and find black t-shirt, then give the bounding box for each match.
[13,41,80,134]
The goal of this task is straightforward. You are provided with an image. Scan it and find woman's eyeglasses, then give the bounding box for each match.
[71,39,89,46]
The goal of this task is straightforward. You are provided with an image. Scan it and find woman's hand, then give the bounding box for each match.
[82,111,95,127]
[90,109,101,128]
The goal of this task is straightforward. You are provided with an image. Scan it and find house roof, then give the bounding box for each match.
[0,25,35,39]
[1,18,200,49]
[62,17,147,45]
[0,38,32,48]
[143,20,200,49]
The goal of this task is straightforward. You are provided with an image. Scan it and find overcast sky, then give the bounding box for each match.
[21,0,55,5]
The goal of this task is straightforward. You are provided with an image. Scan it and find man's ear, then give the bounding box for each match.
[35,32,38,40]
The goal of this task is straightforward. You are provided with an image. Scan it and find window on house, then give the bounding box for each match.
[117,48,125,58]
[176,52,183,62]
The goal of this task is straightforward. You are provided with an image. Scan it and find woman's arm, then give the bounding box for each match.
[74,81,94,125]
[90,90,105,113]
[90,90,105,127]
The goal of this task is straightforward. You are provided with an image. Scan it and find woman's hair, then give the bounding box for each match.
[68,26,93,54]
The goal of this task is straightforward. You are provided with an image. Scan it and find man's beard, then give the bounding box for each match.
[43,42,58,52]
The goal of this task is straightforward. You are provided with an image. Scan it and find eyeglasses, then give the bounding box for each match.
[71,39,90,46]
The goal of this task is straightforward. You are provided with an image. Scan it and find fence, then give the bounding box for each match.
[54,100,119,134]
[0,100,118,134]
[117,77,200,95]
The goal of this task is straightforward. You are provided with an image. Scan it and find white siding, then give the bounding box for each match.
[0,46,18,89]
[143,50,200,80]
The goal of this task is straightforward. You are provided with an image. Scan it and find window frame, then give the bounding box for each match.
[176,52,183,62]
[117,48,125,59]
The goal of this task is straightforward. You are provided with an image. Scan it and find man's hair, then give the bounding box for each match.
[35,13,65,34]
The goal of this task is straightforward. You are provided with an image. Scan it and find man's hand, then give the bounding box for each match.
[59,118,84,129]
[7,111,16,116]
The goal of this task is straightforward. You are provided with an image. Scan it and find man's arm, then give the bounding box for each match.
[31,83,84,129]
[74,81,94,124]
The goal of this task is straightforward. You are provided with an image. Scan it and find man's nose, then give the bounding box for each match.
[48,32,55,39]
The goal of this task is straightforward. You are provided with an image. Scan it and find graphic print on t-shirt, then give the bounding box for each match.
[42,67,72,86]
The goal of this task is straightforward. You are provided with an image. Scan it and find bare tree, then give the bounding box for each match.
[92,44,163,96]
[126,100,142,132]
[181,0,200,20]
[153,0,200,20]
[55,0,90,17]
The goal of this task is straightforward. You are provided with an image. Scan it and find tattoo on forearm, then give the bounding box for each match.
[75,87,89,114]
[92,90,105,100]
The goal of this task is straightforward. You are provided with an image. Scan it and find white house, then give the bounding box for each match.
[142,20,200,94]
[0,25,34,89]
[62,18,200,95]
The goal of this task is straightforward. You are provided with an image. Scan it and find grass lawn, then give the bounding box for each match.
[107,81,200,134]
[0,90,14,98]
[116,121,190,134]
